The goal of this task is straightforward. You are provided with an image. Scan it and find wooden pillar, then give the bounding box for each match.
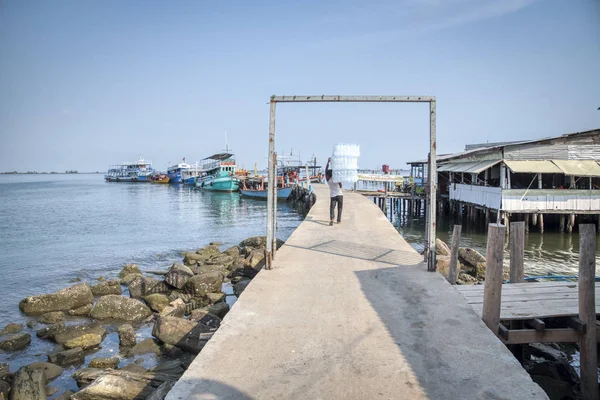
[448,225,462,285]
[567,214,575,233]
[482,224,507,334]
[578,224,598,400]
[537,173,542,189]
[539,214,544,234]
[524,214,530,234]
[559,215,565,233]
[532,213,538,226]
[485,208,490,225]
[509,221,525,361]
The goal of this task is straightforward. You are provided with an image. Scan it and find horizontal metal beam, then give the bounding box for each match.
[271,95,435,103]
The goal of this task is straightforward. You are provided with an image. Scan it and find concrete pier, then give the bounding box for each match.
[166,185,547,400]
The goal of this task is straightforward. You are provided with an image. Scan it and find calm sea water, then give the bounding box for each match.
[0,174,304,387]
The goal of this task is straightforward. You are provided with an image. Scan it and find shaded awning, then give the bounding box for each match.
[204,153,233,161]
[438,160,500,174]
[504,160,562,174]
[552,160,600,177]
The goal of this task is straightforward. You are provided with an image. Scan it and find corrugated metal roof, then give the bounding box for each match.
[552,160,600,177]
[438,160,500,173]
[504,160,563,174]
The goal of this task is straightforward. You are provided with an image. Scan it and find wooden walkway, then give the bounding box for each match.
[456,281,600,320]
[166,185,548,400]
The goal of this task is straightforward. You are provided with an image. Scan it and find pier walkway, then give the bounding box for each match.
[166,185,547,400]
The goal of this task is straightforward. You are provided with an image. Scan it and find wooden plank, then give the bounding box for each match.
[470,304,598,320]
[448,225,461,285]
[565,316,587,334]
[462,292,600,304]
[578,224,598,400]
[458,286,584,299]
[509,222,525,283]
[525,318,545,332]
[482,224,506,333]
[501,328,580,344]
[456,281,582,292]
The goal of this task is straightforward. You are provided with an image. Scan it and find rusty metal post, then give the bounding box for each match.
[427,99,437,271]
[272,152,278,259]
[265,98,276,269]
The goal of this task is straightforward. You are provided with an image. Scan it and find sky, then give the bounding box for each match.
[0,0,599,172]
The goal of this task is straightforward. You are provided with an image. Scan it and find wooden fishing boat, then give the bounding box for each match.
[151,174,170,184]
[240,187,292,200]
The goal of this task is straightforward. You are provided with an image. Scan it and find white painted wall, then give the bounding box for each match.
[502,189,600,212]
[449,184,502,209]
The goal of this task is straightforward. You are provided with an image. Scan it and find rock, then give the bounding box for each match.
[233,279,251,297]
[456,273,478,285]
[246,249,265,269]
[118,264,141,278]
[159,298,186,318]
[26,320,37,329]
[223,246,240,258]
[64,333,102,350]
[91,279,122,296]
[530,375,574,400]
[54,390,75,400]
[0,364,8,378]
[205,254,235,268]
[240,246,254,257]
[45,386,58,396]
[26,362,63,382]
[206,292,225,304]
[90,295,152,321]
[195,245,221,258]
[118,324,136,347]
[147,381,175,400]
[435,238,451,256]
[36,323,65,340]
[71,368,104,388]
[120,364,147,373]
[68,277,82,283]
[71,371,164,400]
[68,303,93,316]
[0,323,24,335]
[39,311,64,325]
[129,276,170,299]
[458,248,486,268]
[144,294,171,313]
[48,348,84,367]
[529,343,568,362]
[152,316,213,354]
[183,272,224,297]
[10,366,45,400]
[239,236,267,249]
[0,333,30,351]
[161,344,183,358]
[188,310,221,330]
[150,360,184,376]
[0,380,9,399]
[128,338,161,356]
[164,263,194,289]
[435,255,451,278]
[120,273,142,285]
[48,323,106,345]
[527,360,579,386]
[89,357,120,369]
[208,302,230,319]
[18,283,94,315]
[97,276,105,281]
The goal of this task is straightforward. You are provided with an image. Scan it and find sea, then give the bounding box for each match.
[0,173,305,395]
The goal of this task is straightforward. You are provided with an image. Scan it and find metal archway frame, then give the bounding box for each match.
[265,95,437,271]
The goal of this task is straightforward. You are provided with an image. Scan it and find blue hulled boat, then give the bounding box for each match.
[105,158,154,182]
[167,159,190,184]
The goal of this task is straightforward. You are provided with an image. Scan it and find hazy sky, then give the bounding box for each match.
[1,0,599,172]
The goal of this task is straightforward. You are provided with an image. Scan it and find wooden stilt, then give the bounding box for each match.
[567,214,575,233]
[524,214,530,234]
[448,225,462,285]
[482,224,506,334]
[539,214,544,234]
[509,221,525,361]
[559,215,565,233]
[532,213,538,226]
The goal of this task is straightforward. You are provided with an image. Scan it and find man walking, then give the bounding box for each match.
[325,157,343,226]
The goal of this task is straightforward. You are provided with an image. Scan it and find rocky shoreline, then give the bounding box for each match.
[0,236,275,400]
[434,238,589,399]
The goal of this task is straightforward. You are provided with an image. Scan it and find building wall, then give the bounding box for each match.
[449,184,502,209]
[502,189,600,212]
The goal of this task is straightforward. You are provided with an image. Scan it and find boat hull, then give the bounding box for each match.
[240,187,292,200]
[183,177,197,185]
[167,171,183,183]
[196,176,239,192]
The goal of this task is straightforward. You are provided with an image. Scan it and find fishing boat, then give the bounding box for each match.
[240,186,292,200]
[195,153,239,192]
[181,163,201,185]
[167,158,190,184]
[150,174,170,184]
[104,157,154,182]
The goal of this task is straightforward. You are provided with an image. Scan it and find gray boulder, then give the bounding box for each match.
[152,316,213,354]
[188,310,221,330]
[19,283,93,315]
[145,293,171,313]
[164,263,194,289]
[89,357,120,369]
[159,298,186,318]
[435,238,451,256]
[39,311,64,325]
[233,279,251,297]
[206,292,225,304]
[0,323,24,335]
[208,302,230,319]
[10,366,45,400]
[26,362,63,382]
[223,245,240,258]
[245,249,265,269]
[183,272,224,297]
[129,276,170,299]
[147,381,176,400]
[71,370,169,400]
[47,323,106,345]
[118,324,136,347]
[90,295,152,322]
[68,303,93,316]
[458,248,486,268]
[239,236,267,248]
[120,273,142,285]
[91,279,122,296]
[118,264,141,278]
[0,333,31,351]
[48,348,84,367]
[54,390,75,400]
[63,333,102,350]
[127,338,161,356]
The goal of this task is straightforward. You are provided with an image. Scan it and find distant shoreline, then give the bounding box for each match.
[0,172,104,175]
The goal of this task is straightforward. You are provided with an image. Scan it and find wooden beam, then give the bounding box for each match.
[578,224,598,400]
[448,225,461,285]
[501,328,580,344]
[525,318,546,332]
[482,224,506,333]
[509,221,525,284]
[564,316,587,334]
